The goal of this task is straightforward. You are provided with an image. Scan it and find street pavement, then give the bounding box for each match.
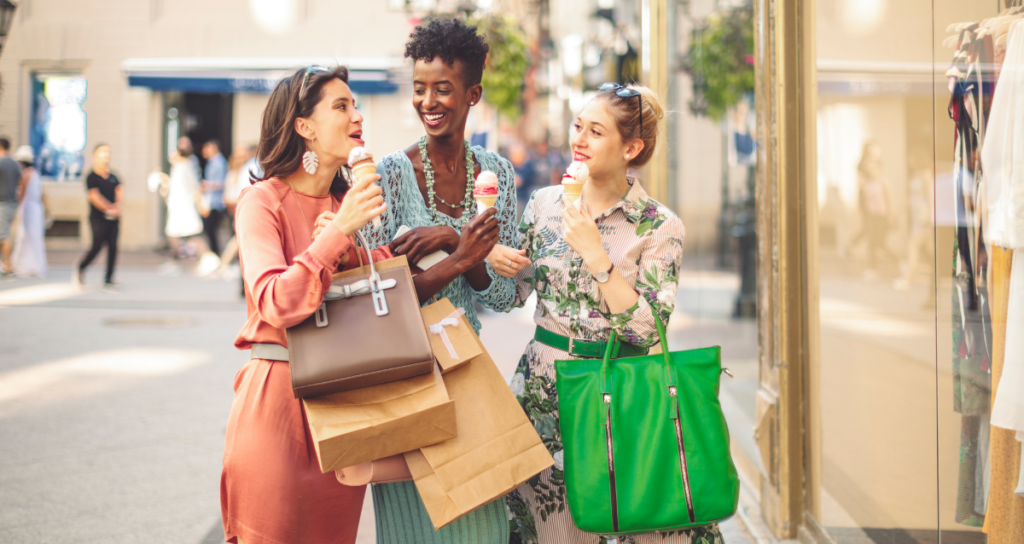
[0,251,757,544]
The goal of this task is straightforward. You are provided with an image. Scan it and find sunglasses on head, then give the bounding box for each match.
[597,82,643,140]
[298,65,332,103]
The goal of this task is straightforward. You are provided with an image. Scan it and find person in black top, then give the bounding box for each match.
[76,143,122,290]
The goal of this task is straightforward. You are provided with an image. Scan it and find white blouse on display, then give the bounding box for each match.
[983,19,1024,249]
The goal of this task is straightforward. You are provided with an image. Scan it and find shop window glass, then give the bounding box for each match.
[674,0,760,489]
[30,75,87,181]
[811,1,1019,542]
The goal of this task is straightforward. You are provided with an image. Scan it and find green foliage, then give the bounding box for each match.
[682,4,755,121]
[469,13,530,121]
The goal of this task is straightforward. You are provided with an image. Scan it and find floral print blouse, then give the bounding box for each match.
[512,178,685,347]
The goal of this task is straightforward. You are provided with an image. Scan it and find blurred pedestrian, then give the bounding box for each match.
[223,144,256,218]
[217,144,258,291]
[11,146,47,277]
[531,140,558,188]
[165,138,206,259]
[75,143,122,290]
[222,65,387,544]
[201,139,228,255]
[0,137,22,275]
[894,152,934,291]
[848,141,897,279]
[510,142,535,220]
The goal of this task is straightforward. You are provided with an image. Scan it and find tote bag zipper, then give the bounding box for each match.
[670,386,697,523]
[603,393,619,532]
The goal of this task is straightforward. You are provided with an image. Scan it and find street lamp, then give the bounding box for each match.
[0,0,16,57]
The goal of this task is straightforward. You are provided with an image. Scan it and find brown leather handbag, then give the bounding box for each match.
[287,231,434,398]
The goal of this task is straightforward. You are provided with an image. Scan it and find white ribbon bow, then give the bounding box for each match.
[429,308,467,360]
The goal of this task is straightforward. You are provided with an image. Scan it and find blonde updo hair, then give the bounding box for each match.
[595,84,666,168]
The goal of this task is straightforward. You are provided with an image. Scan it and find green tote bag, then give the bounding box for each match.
[554,317,739,535]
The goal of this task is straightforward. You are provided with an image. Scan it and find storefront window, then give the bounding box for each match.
[675,0,760,484]
[811,1,1020,542]
[30,74,88,181]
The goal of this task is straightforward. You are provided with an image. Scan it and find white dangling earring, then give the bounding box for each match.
[302,146,319,175]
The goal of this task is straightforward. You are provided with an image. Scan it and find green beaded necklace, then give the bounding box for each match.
[419,136,477,229]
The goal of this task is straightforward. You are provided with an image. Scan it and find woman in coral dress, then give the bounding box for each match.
[221,66,390,544]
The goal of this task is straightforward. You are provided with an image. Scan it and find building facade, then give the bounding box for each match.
[0,0,432,250]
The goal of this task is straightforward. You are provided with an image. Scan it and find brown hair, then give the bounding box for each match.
[255,66,350,196]
[596,85,665,168]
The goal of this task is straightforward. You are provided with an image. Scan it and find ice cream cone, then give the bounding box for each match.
[562,160,588,205]
[475,194,498,214]
[351,161,377,184]
[350,161,381,228]
[348,147,381,229]
[562,180,584,203]
[472,170,500,216]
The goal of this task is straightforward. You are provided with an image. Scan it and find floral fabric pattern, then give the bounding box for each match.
[506,181,720,543]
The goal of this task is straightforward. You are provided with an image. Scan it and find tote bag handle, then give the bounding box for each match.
[600,316,677,395]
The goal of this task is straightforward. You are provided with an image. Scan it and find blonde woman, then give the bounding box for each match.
[490,84,724,543]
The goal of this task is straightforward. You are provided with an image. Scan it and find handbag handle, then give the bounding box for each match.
[600,315,677,395]
[325,229,389,316]
[350,230,375,278]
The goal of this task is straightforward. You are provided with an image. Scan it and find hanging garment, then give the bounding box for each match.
[993,251,1024,433]
[950,27,995,526]
[978,413,992,514]
[1018,431,1024,497]
[983,20,1024,250]
[983,246,1024,541]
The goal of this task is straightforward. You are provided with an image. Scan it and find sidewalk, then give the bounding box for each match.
[0,254,759,544]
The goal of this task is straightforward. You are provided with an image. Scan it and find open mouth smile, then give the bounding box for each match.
[349,131,364,145]
[422,112,447,127]
[573,151,590,161]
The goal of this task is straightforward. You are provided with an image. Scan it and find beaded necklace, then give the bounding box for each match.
[418,136,477,229]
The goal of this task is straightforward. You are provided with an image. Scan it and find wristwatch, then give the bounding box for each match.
[593,263,615,284]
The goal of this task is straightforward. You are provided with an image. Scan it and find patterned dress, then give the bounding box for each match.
[506,180,724,544]
[361,146,518,544]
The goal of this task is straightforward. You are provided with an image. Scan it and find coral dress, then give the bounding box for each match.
[222,178,392,544]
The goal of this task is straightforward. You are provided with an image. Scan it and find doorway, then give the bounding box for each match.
[183,93,233,172]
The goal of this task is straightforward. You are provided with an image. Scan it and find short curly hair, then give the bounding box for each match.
[404,18,489,88]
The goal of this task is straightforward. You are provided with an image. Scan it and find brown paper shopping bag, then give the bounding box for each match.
[404,329,554,530]
[421,298,482,373]
[303,365,456,473]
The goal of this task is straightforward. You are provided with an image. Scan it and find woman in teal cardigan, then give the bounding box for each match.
[358,18,519,544]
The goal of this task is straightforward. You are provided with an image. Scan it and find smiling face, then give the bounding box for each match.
[296,78,365,165]
[570,98,644,180]
[412,57,481,140]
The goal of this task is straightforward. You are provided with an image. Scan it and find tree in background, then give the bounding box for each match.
[470,13,530,122]
[682,2,754,121]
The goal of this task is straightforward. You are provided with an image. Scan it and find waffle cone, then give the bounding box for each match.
[562,181,584,202]
[351,162,377,182]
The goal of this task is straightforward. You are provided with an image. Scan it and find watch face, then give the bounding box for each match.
[594,271,610,283]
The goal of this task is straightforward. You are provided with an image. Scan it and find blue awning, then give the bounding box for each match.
[122,57,402,95]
